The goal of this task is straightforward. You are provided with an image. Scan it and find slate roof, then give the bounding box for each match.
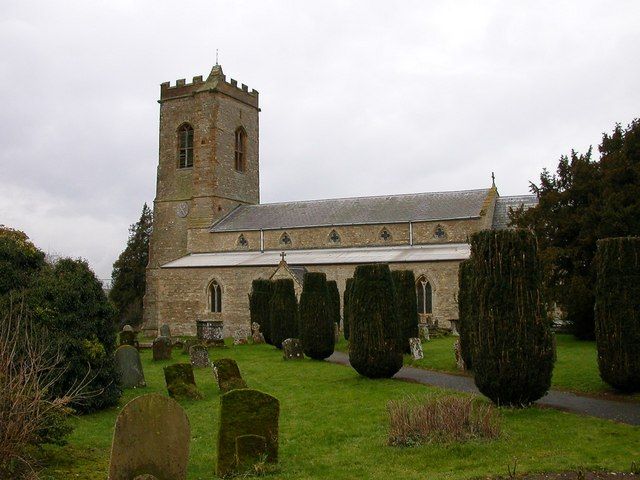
[492,195,538,230]
[211,189,491,232]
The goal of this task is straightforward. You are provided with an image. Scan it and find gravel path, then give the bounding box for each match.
[327,351,640,425]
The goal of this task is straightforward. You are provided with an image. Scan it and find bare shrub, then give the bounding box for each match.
[387,394,501,446]
[0,301,90,478]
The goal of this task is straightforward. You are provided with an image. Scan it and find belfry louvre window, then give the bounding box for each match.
[234,127,246,172]
[178,124,194,168]
[210,281,222,313]
[416,277,432,315]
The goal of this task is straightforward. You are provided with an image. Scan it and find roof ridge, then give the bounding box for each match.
[234,187,491,209]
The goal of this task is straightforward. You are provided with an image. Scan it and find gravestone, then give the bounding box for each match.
[189,344,210,368]
[216,388,280,477]
[409,337,423,360]
[119,325,138,348]
[197,319,225,347]
[282,338,304,360]
[152,336,172,361]
[108,393,190,480]
[160,324,171,338]
[182,337,199,355]
[212,358,247,392]
[115,345,146,388]
[251,322,265,344]
[233,328,248,345]
[454,338,466,371]
[163,363,204,400]
[418,324,430,341]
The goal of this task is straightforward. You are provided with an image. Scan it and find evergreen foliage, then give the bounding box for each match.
[327,280,341,327]
[349,264,403,378]
[457,259,475,369]
[249,279,273,345]
[30,258,122,413]
[0,226,46,298]
[343,278,354,341]
[268,279,298,349]
[469,230,555,406]
[109,204,153,329]
[299,272,335,360]
[594,237,640,392]
[391,270,419,353]
[512,119,640,339]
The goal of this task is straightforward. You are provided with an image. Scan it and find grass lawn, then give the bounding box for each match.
[341,334,639,401]
[39,340,640,480]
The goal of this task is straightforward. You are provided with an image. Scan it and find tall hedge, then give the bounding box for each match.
[349,264,403,378]
[469,230,555,406]
[268,279,298,349]
[343,278,354,341]
[457,259,475,369]
[327,280,341,329]
[391,270,419,353]
[299,272,335,360]
[249,279,273,345]
[594,237,640,392]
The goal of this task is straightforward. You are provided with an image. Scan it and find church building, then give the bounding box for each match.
[142,64,536,337]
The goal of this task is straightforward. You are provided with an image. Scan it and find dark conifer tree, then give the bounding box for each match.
[268,279,298,349]
[457,259,475,369]
[299,272,335,360]
[249,279,273,344]
[343,277,354,341]
[327,280,341,328]
[349,264,403,378]
[391,270,419,353]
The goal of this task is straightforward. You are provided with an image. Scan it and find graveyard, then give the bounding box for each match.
[40,337,640,480]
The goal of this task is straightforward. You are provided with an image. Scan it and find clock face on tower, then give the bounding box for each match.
[176,202,189,218]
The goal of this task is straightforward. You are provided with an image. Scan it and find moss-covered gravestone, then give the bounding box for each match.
[108,393,190,480]
[212,358,247,392]
[182,337,199,355]
[282,338,304,360]
[216,389,280,477]
[119,324,138,347]
[163,363,204,400]
[115,345,146,389]
[153,336,172,361]
[189,344,210,368]
[409,338,423,360]
[160,324,171,338]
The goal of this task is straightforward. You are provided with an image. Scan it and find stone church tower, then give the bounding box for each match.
[143,64,260,330]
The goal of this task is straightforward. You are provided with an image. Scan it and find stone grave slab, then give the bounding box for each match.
[282,338,304,360]
[408,337,423,360]
[115,345,146,389]
[212,358,247,392]
[163,363,204,400]
[189,344,210,368]
[152,336,172,361]
[108,393,190,480]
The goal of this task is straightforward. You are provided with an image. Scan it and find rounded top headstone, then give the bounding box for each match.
[122,325,134,332]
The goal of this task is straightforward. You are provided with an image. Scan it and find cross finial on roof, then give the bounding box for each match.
[280,251,286,262]
[216,48,219,66]
[491,171,496,188]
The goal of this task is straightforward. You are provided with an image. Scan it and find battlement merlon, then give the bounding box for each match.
[159,64,259,108]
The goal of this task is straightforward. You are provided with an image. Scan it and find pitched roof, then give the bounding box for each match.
[211,189,491,232]
[492,195,538,230]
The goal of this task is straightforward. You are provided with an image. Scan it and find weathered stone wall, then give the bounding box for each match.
[151,260,461,337]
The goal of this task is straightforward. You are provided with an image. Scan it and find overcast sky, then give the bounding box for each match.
[1,1,639,280]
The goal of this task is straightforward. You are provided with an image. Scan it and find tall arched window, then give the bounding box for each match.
[416,276,432,315]
[210,281,222,313]
[178,123,194,168]
[234,127,246,172]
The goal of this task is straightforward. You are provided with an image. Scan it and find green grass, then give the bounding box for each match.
[39,341,640,480]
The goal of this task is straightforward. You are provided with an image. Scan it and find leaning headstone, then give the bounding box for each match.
[418,324,430,341]
[251,322,265,344]
[160,324,171,338]
[119,325,138,348]
[115,345,146,388]
[152,336,172,361]
[454,338,466,371]
[212,358,247,392]
[233,328,248,346]
[282,338,304,360]
[216,388,280,477]
[164,363,204,400]
[409,338,423,360]
[189,344,210,368]
[108,393,190,480]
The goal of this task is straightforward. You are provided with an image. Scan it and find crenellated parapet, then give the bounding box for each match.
[160,64,259,107]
